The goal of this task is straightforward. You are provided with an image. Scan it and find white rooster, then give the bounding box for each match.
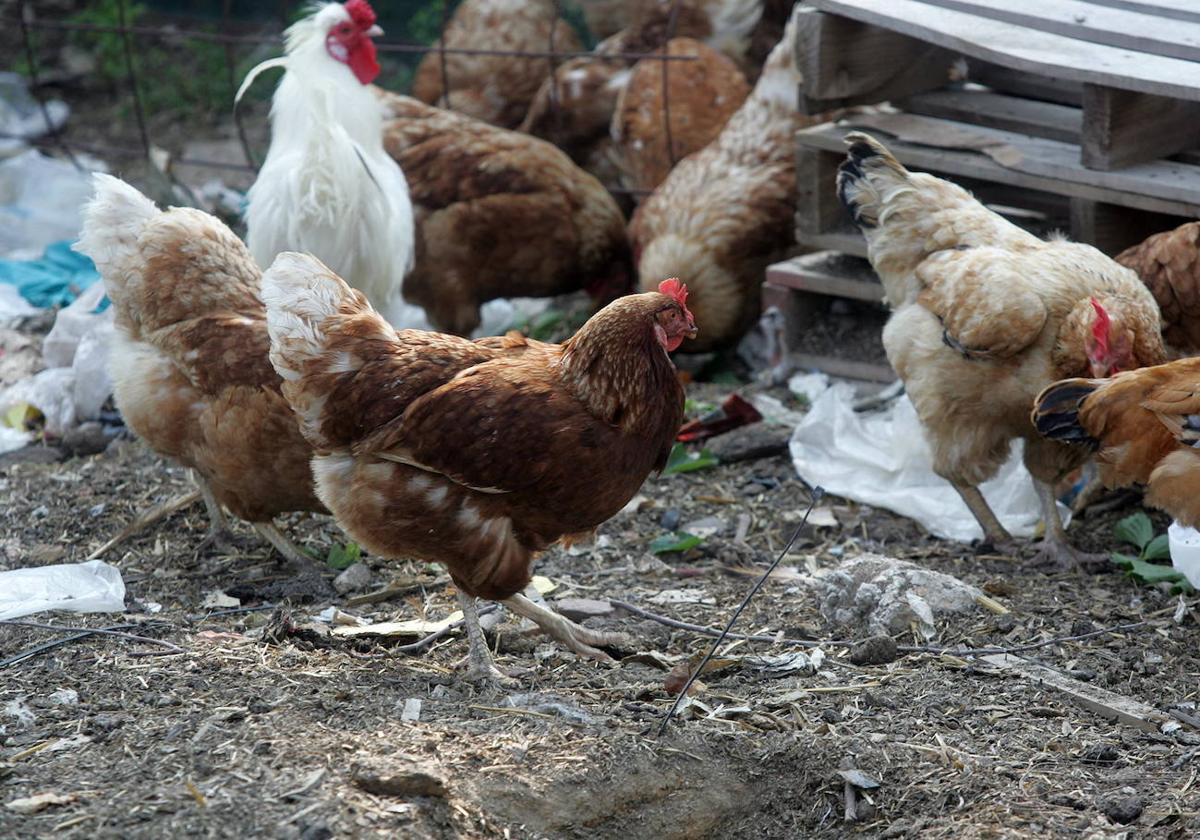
[238,0,416,320]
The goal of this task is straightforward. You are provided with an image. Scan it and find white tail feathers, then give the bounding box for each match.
[261,251,362,383]
[74,173,161,293]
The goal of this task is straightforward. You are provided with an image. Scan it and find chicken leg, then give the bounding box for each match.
[1027,478,1109,572]
[501,593,628,661]
[195,472,246,554]
[455,590,516,687]
[953,482,1013,548]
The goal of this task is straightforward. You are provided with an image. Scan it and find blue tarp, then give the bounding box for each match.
[0,241,104,310]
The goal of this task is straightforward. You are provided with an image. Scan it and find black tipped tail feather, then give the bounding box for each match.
[1032,378,1100,447]
[836,131,908,232]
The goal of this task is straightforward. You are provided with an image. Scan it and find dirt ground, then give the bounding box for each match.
[3,376,1200,840]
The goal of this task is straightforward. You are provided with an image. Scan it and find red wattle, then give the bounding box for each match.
[348,39,380,85]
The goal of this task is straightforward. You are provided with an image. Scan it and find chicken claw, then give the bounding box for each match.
[1025,539,1110,574]
[455,591,519,689]
[501,593,628,663]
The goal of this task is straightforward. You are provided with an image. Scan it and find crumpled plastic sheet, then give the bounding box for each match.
[0,240,101,309]
[0,283,113,437]
[789,381,1050,542]
[0,148,106,260]
[0,559,126,620]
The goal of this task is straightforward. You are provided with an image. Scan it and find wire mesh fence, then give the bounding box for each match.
[5,0,698,200]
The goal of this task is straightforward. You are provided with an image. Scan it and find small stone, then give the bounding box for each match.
[706,424,790,463]
[820,708,841,723]
[1081,744,1120,764]
[849,635,899,666]
[353,764,447,798]
[553,597,614,622]
[333,562,372,595]
[1100,794,1143,825]
[298,821,333,840]
[660,509,681,531]
[60,422,110,457]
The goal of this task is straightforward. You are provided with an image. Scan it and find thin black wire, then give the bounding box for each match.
[116,0,152,160]
[660,0,683,168]
[222,0,259,171]
[657,487,826,737]
[16,0,83,171]
[437,0,453,109]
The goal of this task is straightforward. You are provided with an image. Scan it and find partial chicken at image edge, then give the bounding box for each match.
[261,252,696,684]
[837,131,1167,570]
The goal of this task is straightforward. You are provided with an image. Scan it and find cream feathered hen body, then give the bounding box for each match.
[241,0,415,319]
[838,132,1166,569]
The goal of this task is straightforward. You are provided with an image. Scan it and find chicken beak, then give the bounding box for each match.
[367,24,383,37]
[685,326,698,340]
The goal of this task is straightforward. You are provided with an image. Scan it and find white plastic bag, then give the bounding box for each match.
[0,559,126,620]
[0,149,104,258]
[0,366,76,435]
[789,383,1047,541]
[42,282,109,368]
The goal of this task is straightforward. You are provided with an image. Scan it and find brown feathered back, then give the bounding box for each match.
[1115,221,1200,356]
[376,91,631,335]
[411,0,583,129]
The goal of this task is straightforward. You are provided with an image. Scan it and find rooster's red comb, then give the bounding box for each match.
[345,0,377,30]
[658,278,689,309]
[1090,297,1111,355]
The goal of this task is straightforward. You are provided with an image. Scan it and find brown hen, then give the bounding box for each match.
[1035,359,1200,527]
[376,91,632,336]
[411,0,582,129]
[1115,221,1200,356]
[629,6,831,351]
[75,175,322,566]
[611,37,749,195]
[262,252,695,682]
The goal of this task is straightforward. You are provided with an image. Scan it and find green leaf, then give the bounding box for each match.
[326,542,361,571]
[1114,512,1155,551]
[1142,533,1171,562]
[1121,555,1188,586]
[1109,552,1137,568]
[530,310,565,341]
[663,442,719,475]
[650,532,702,554]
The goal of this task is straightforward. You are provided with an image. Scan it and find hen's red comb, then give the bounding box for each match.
[658,278,689,309]
[1090,297,1110,356]
[345,0,377,30]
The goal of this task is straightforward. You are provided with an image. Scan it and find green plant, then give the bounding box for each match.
[326,541,362,571]
[662,442,718,475]
[1111,512,1193,591]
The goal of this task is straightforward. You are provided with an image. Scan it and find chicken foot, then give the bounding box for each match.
[952,482,1013,548]
[1026,479,1109,573]
[455,590,518,688]
[501,593,628,662]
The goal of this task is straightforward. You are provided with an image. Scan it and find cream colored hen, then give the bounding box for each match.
[838,132,1167,569]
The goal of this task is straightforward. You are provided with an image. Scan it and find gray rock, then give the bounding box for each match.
[332,562,372,595]
[706,424,790,463]
[810,554,983,639]
[353,761,447,799]
[1100,793,1143,825]
[553,597,614,622]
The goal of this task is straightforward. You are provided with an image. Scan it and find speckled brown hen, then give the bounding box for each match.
[411,0,582,129]
[629,6,831,351]
[838,132,1167,569]
[1115,221,1200,356]
[376,91,632,336]
[612,37,749,195]
[262,252,695,682]
[75,175,323,566]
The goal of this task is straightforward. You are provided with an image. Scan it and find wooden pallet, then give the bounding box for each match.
[774,1,1200,381]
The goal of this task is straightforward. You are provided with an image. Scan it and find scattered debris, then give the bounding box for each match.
[849,635,899,666]
[201,590,240,610]
[352,761,448,799]
[811,554,985,638]
[399,699,422,722]
[5,791,76,814]
[0,559,126,620]
[551,598,614,622]
[331,562,372,595]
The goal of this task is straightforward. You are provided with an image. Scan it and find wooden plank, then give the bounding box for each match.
[798,230,868,259]
[795,144,848,240]
[965,60,1082,106]
[807,0,1200,102]
[792,353,895,384]
[796,114,1200,217]
[766,255,884,303]
[981,653,1184,733]
[900,88,1081,143]
[1069,198,1190,256]
[922,0,1200,62]
[1087,0,1200,26]
[793,9,955,113]
[1082,84,1200,170]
